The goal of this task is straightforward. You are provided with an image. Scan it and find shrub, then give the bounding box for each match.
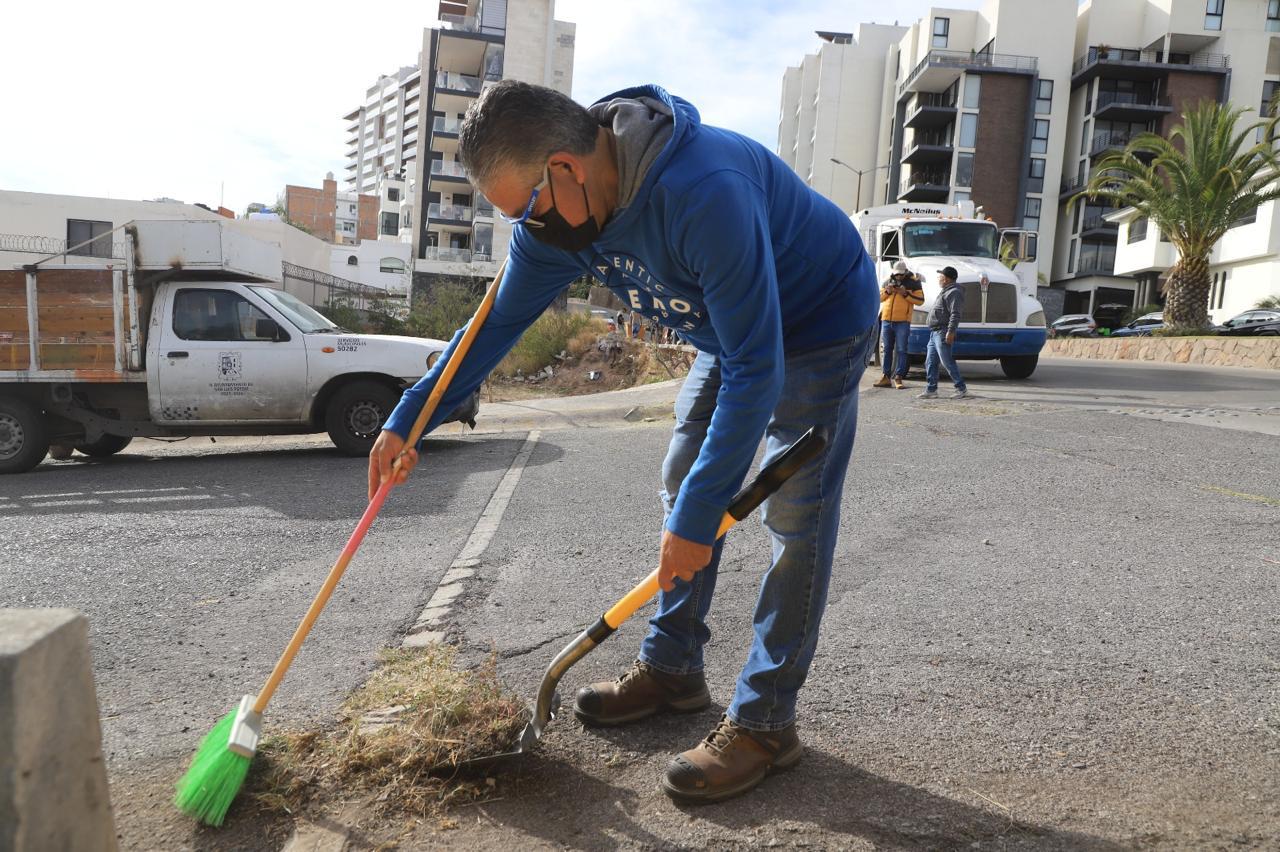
[404,281,483,341]
[496,312,603,377]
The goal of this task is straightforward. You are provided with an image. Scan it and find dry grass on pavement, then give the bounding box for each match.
[245,646,528,818]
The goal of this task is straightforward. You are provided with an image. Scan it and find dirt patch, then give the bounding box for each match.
[485,337,694,403]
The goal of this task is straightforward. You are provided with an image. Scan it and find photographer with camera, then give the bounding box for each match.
[873,260,924,389]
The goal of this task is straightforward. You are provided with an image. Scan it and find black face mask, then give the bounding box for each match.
[526,170,600,253]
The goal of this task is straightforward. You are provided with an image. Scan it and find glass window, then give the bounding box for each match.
[1270,0,1280,31]
[173,289,278,342]
[1128,217,1149,243]
[1035,79,1054,115]
[249,287,338,333]
[932,17,950,48]
[903,222,997,258]
[1204,0,1223,30]
[387,187,401,202]
[1263,81,1279,118]
[379,257,406,273]
[1081,119,1091,157]
[1028,158,1045,193]
[1023,198,1042,232]
[964,75,982,110]
[953,191,971,203]
[1032,119,1050,154]
[66,219,113,257]
[960,113,979,148]
[380,211,399,235]
[955,152,975,187]
[1069,239,1077,273]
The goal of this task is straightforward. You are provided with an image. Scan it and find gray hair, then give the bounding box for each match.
[458,80,599,189]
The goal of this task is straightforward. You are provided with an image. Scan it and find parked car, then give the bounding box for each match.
[1215,310,1280,336]
[1048,314,1097,338]
[1110,312,1164,337]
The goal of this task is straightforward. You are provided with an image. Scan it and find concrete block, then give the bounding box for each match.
[0,609,116,852]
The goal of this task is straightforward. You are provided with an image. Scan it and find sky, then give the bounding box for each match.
[0,0,983,216]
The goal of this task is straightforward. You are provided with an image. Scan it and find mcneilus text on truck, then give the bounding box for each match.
[0,219,477,474]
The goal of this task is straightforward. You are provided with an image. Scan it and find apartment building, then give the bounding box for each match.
[1054,0,1279,317]
[411,0,575,284]
[285,174,379,245]
[780,0,1280,316]
[779,25,908,213]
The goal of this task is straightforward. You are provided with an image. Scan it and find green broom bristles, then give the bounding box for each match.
[174,708,253,827]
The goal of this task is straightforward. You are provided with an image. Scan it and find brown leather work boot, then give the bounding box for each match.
[661,715,802,804]
[573,660,710,727]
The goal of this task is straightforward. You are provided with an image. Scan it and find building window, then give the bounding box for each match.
[349,203,357,214]
[1023,198,1041,232]
[1231,207,1258,228]
[955,152,975,187]
[1263,81,1279,117]
[380,211,399,236]
[1270,0,1280,31]
[173,289,275,342]
[932,17,949,48]
[1035,79,1054,115]
[1069,239,1077,273]
[1204,0,1224,30]
[1027,158,1045,193]
[66,219,113,257]
[963,75,981,110]
[954,191,971,203]
[1210,270,1228,310]
[959,113,979,148]
[1031,119,1050,154]
[378,257,406,274]
[1128,217,1149,243]
[347,255,358,266]
[387,187,401,202]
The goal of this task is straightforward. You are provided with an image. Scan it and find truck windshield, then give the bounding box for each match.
[249,286,339,333]
[903,222,997,258]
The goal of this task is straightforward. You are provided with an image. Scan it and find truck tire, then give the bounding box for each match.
[1000,354,1038,379]
[74,434,134,457]
[325,380,399,456]
[0,396,51,474]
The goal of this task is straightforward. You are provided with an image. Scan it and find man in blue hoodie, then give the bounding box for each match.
[369,81,878,804]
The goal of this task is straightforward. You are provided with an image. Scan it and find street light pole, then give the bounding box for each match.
[830,158,890,210]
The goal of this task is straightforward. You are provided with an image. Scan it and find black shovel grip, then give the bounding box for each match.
[725,425,828,522]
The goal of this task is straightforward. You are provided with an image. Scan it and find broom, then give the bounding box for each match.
[174,261,507,826]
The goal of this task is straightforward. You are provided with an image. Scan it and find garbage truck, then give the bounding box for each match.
[852,202,1047,378]
[0,219,477,474]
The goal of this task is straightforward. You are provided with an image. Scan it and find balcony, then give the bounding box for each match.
[1080,213,1120,239]
[439,13,504,37]
[422,246,472,263]
[901,132,954,166]
[428,203,474,225]
[898,170,951,202]
[904,93,957,130]
[474,199,495,219]
[435,71,482,96]
[1060,175,1089,202]
[1072,46,1230,86]
[1089,131,1135,158]
[898,49,1037,97]
[433,116,463,135]
[1093,91,1174,121]
[429,159,470,183]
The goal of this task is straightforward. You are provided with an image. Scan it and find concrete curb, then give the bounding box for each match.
[0,609,117,852]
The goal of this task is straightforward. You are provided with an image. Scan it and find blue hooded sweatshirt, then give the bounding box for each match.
[384,85,878,546]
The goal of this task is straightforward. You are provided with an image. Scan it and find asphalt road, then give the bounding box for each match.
[1,356,1277,850]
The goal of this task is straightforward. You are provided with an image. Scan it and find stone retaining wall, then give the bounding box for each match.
[1045,336,1280,370]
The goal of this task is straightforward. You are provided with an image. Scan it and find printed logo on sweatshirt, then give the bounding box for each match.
[592,253,707,332]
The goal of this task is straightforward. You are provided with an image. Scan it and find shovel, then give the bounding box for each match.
[455,424,829,772]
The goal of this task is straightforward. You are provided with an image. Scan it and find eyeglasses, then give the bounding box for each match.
[499,166,550,226]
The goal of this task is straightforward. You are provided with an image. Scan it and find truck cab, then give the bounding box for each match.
[853,202,1047,378]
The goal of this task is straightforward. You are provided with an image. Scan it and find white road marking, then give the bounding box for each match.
[402,430,541,647]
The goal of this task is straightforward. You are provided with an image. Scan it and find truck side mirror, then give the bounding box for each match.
[256,318,288,341]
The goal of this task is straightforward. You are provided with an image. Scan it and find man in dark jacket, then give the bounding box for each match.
[918,266,971,399]
[367,81,879,804]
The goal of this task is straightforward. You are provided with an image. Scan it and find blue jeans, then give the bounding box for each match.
[639,326,875,731]
[925,330,965,392]
[880,320,910,378]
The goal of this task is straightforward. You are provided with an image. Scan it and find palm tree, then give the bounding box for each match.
[1077,101,1280,330]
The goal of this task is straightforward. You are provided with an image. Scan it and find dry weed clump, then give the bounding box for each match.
[246,646,527,818]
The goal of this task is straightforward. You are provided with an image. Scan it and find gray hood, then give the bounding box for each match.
[587,96,674,213]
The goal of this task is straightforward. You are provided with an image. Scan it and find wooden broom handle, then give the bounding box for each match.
[252,261,507,713]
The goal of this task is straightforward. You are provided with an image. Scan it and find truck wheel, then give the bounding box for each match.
[325,380,399,456]
[0,396,51,474]
[74,434,134,457]
[1000,355,1038,379]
